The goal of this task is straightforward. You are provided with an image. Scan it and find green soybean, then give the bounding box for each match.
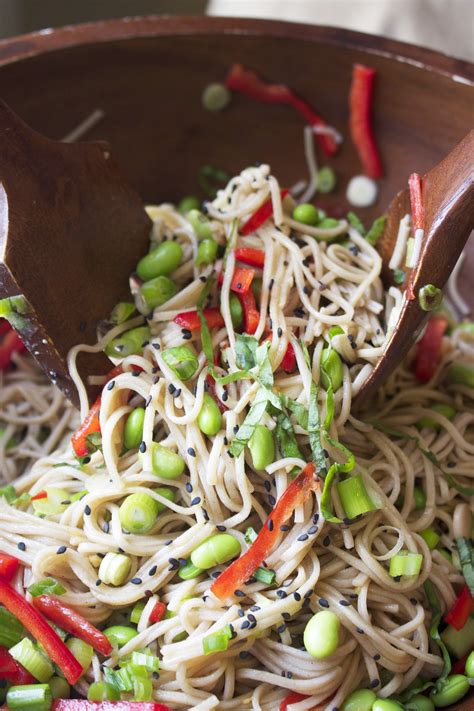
[150,442,185,479]
[140,275,176,311]
[105,326,151,358]
[292,203,320,226]
[413,486,427,510]
[341,689,377,711]
[229,293,243,329]
[416,403,455,431]
[405,695,435,711]
[87,680,120,701]
[372,701,404,711]
[119,493,159,534]
[448,363,474,388]
[430,675,470,707]
[178,196,200,215]
[187,210,213,240]
[155,487,175,513]
[202,82,231,112]
[465,650,474,678]
[191,534,241,569]
[317,166,337,194]
[320,347,343,390]
[136,240,183,282]
[124,408,145,450]
[198,393,222,436]
[319,217,341,229]
[248,425,274,470]
[103,625,138,648]
[196,238,218,266]
[178,560,204,580]
[303,610,340,659]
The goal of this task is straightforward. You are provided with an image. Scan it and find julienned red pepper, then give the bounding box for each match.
[225,63,337,156]
[0,329,26,370]
[280,342,297,374]
[0,552,20,581]
[31,490,48,501]
[205,375,228,414]
[349,64,383,178]
[240,189,289,236]
[444,584,474,631]
[52,702,171,711]
[413,315,447,384]
[211,463,319,600]
[0,320,12,336]
[409,172,424,231]
[0,645,35,685]
[234,247,265,269]
[451,653,470,674]
[280,692,309,711]
[149,600,166,624]
[174,308,225,332]
[71,365,124,457]
[230,267,255,295]
[238,288,259,335]
[0,579,83,684]
[32,594,112,656]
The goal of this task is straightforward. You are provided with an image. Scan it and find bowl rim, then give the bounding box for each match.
[0,14,472,84]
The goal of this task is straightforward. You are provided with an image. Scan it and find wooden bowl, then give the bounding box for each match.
[0,16,472,709]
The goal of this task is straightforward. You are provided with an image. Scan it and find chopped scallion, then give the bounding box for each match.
[389,551,423,577]
[6,684,52,711]
[418,284,443,311]
[28,577,66,598]
[202,625,232,655]
[336,475,376,520]
[254,567,276,586]
[9,638,53,682]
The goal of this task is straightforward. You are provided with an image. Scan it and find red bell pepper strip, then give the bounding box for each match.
[225,63,337,156]
[31,490,48,501]
[444,585,474,631]
[52,703,171,711]
[230,267,255,295]
[0,579,83,684]
[0,320,12,336]
[234,247,265,269]
[349,64,383,178]
[413,315,447,384]
[211,463,319,600]
[280,692,310,711]
[205,375,228,414]
[281,342,297,374]
[451,652,470,674]
[0,329,26,370]
[240,189,289,236]
[174,308,224,332]
[0,645,35,685]
[0,552,20,581]
[32,594,112,656]
[409,172,424,231]
[149,600,166,624]
[238,288,259,335]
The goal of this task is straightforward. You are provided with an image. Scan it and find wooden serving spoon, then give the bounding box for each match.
[354,129,474,406]
[0,101,151,408]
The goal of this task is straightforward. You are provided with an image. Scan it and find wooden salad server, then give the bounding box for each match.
[355,129,474,406]
[0,101,151,408]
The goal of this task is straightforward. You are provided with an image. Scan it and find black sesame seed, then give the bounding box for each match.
[222,391,228,402]
[303,286,310,295]
[227,450,234,458]
[276,589,287,599]
[233,425,239,434]
[269,279,275,290]
[216,525,226,531]
[241,620,250,629]
[165,540,172,546]
[264,480,271,492]
[174,388,182,398]
[132,369,141,377]
[107,380,115,390]
[308,526,318,534]
[339,600,351,606]
[297,534,309,542]
[267,519,274,531]
[343,517,352,525]
[17,542,26,551]
[199,275,207,283]
[152,671,159,680]
[373,653,381,661]
[238,608,245,617]
[56,546,66,554]
[234,589,245,597]
[95,579,101,586]
[185,482,193,493]
[131,577,142,585]
[268,495,276,507]
[293,592,301,601]
[144,589,153,597]
[153,376,159,385]
[250,605,260,612]
[168,383,176,394]
[168,558,179,569]
[149,565,157,576]
[277,327,283,337]
[323,535,331,547]
[287,671,293,679]
[247,613,257,623]
[182,329,192,341]
[303,598,311,607]
[304,589,312,599]
[282,612,291,620]
[245,577,256,585]
[82,457,91,465]
[239,651,249,659]
[393,575,401,582]
[319,598,330,608]
[280,524,290,532]
[312,513,319,524]
[152,343,161,350]
[191,496,201,506]
[277,624,287,633]
[139,441,146,454]
[223,436,228,446]
[351,342,357,350]
[84,505,91,516]
[178,558,187,566]
[294,308,305,318]
[187,447,196,457]
[447,462,455,468]
[356,627,364,634]
[236,282,242,290]
[369,679,379,689]
[118,547,125,553]
[203,509,210,521]
[103,522,110,534]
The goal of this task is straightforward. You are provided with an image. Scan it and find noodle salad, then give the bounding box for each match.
[0,163,472,711]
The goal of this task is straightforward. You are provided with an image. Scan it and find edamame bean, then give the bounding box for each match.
[124,408,145,450]
[317,166,337,194]
[248,425,274,470]
[198,393,222,436]
[187,210,213,240]
[229,293,243,329]
[110,301,136,324]
[465,650,474,678]
[191,534,241,569]
[413,486,426,511]
[292,203,321,226]
[196,238,218,266]
[87,681,120,701]
[139,275,176,311]
[105,326,151,358]
[430,675,470,707]
[448,363,474,388]
[320,347,343,390]
[202,82,231,111]
[372,701,404,711]
[178,196,200,215]
[405,695,435,711]
[136,240,183,281]
[103,626,138,648]
[416,403,455,431]
[341,688,377,711]
[155,487,175,513]
[303,610,340,659]
[178,560,203,580]
[150,442,185,479]
[119,493,159,534]
[452,502,472,540]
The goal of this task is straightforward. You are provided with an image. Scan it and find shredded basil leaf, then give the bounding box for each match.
[308,381,327,475]
[198,165,230,199]
[229,389,269,458]
[456,537,474,595]
[280,396,309,430]
[365,215,386,246]
[346,211,366,235]
[235,334,259,371]
[393,268,406,285]
[424,580,451,686]
[274,411,304,472]
[320,437,356,523]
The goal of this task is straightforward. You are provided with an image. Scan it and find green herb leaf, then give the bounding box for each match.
[424,580,451,686]
[393,268,406,285]
[346,211,366,235]
[198,165,230,199]
[320,437,356,523]
[197,276,216,371]
[28,577,67,597]
[365,215,386,246]
[229,389,269,458]
[274,411,303,471]
[308,382,327,475]
[456,537,474,595]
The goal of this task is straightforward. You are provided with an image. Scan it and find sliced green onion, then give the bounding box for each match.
[202,624,232,655]
[346,212,366,235]
[49,675,70,700]
[336,475,376,519]
[133,676,153,702]
[103,665,134,692]
[104,625,138,649]
[413,486,427,510]
[419,527,441,550]
[441,618,474,658]
[254,566,276,586]
[130,600,146,625]
[317,166,336,193]
[0,484,16,503]
[419,284,443,312]
[393,268,406,284]
[87,680,120,701]
[244,527,257,545]
[365,215,386,246]
[447,363,474,388]
[131,649,160,672]
[28,577,66,598]
[178,560,203,580]
[69,490,88,502]
[456,321,474,336]
[99,552,132,586]
[405,237,415,266]
[110,301,136,324]
[31,487,69,516]
[162,346,199,381]
[202,84,231,112]
[0,607,24,648]
[389,551,423,577]
[66,637,93,676]
[10,638,53,682]
[6,684,52,711]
